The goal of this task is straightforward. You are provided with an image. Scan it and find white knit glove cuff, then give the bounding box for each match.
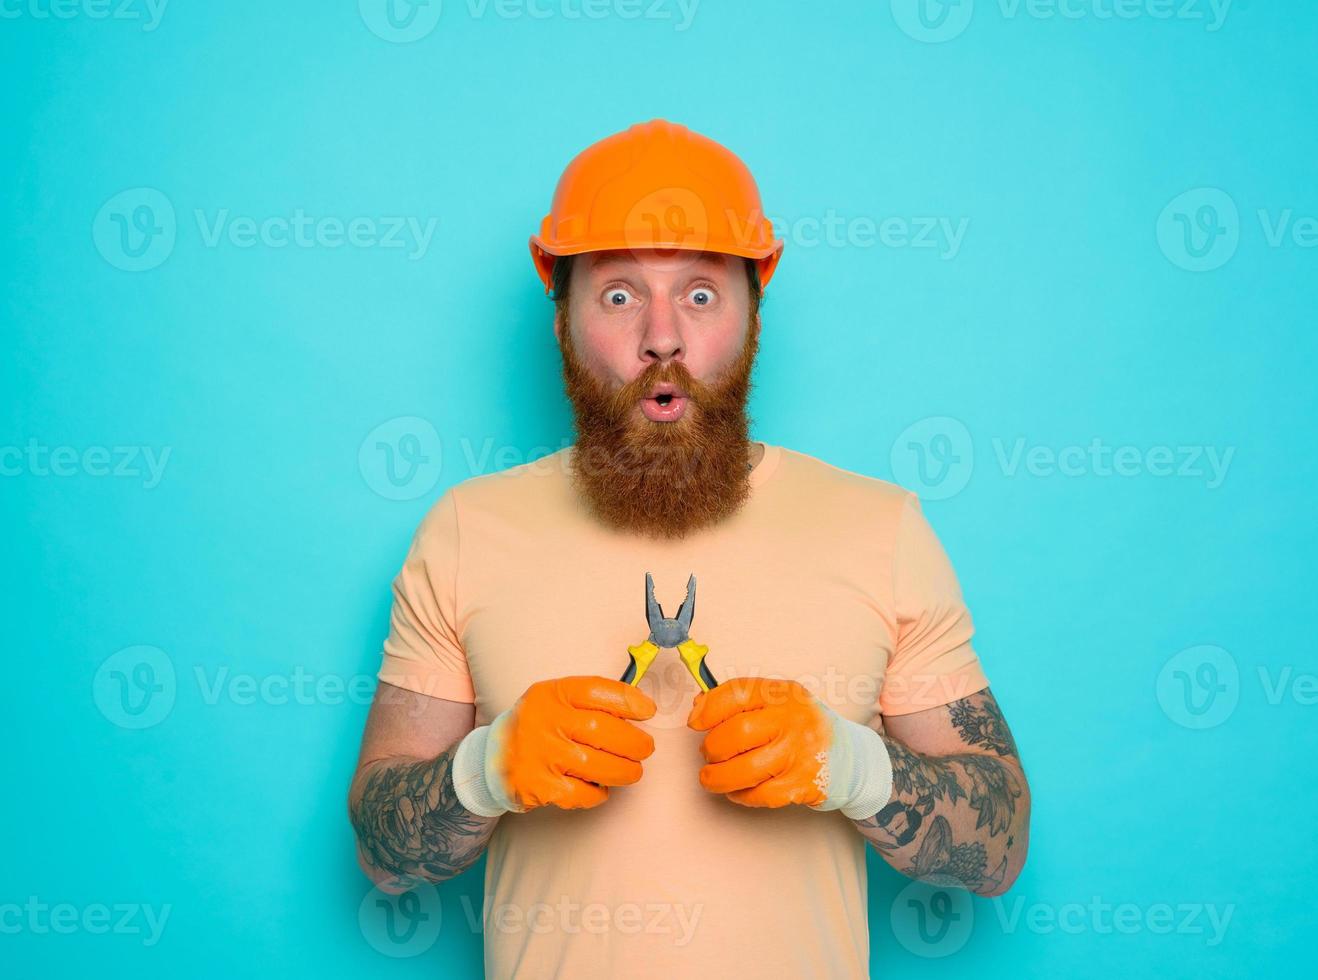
[811,713,894,821]
[451,711,522,818]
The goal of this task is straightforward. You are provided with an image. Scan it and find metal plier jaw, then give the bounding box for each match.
[620,573,719,692]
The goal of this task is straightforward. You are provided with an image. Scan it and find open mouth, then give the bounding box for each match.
[640,383,689,422]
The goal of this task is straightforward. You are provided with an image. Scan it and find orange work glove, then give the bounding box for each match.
[451,676,657,816]
[687,677,893,818]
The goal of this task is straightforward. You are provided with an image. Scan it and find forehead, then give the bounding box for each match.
[578,249,737,278]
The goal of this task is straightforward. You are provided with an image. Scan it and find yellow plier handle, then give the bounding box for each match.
[620,638,720,692]
[678,639,719,692]
[620,640,660,686]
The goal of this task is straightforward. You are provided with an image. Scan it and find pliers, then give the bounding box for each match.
[620,572,720,692]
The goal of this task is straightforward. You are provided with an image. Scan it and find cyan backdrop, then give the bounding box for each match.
[3,0,1314,976]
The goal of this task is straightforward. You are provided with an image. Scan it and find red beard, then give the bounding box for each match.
[558,320,761,540]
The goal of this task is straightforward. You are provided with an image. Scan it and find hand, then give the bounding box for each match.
[452,676,656,816]
[686,677,893,818]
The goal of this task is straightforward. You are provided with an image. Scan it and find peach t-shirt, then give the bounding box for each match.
[377,443,989,979]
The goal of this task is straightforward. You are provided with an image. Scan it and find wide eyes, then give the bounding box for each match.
[600,285,717,308]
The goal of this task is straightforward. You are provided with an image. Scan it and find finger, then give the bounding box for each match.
[726,775,821,809]
[552,776,610,810]
[561,742,645,788]
[560,676,657,721]
[699,708,779,763]
[564,709,656,762]
[697,738,791,794]
[687,676,793,731]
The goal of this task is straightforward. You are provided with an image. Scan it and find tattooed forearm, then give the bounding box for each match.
[854,690,1030,897]
[349,746,498,890]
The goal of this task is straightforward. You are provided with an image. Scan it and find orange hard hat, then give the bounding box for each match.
[529,119,784,295]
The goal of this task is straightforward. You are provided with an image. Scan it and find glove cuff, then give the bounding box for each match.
[814,713,894,821]
[451,712,521,817]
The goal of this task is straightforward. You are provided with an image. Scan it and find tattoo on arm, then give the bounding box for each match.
[903,814,1006,893]
[948,692,1020,758]
[855,689,1027,894]
[350,748,497,889]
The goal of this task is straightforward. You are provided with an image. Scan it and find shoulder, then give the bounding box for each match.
[416,447,576,532]
[774,445,914,523]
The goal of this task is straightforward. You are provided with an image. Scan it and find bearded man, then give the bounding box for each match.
[348,119,1030,979]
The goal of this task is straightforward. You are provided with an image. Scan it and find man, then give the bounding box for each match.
[348,119,1030,977]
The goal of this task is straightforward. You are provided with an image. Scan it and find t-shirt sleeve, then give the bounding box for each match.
[376,488,476,703]
[879,492,989,716]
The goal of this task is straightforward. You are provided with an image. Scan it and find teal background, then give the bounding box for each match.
[3,0,1314,975]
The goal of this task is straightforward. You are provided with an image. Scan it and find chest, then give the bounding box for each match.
[461,545,894,728]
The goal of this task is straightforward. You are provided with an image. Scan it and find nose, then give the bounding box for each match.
[638,293,683,366]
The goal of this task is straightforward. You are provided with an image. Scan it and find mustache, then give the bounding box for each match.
[607,362,695,415]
